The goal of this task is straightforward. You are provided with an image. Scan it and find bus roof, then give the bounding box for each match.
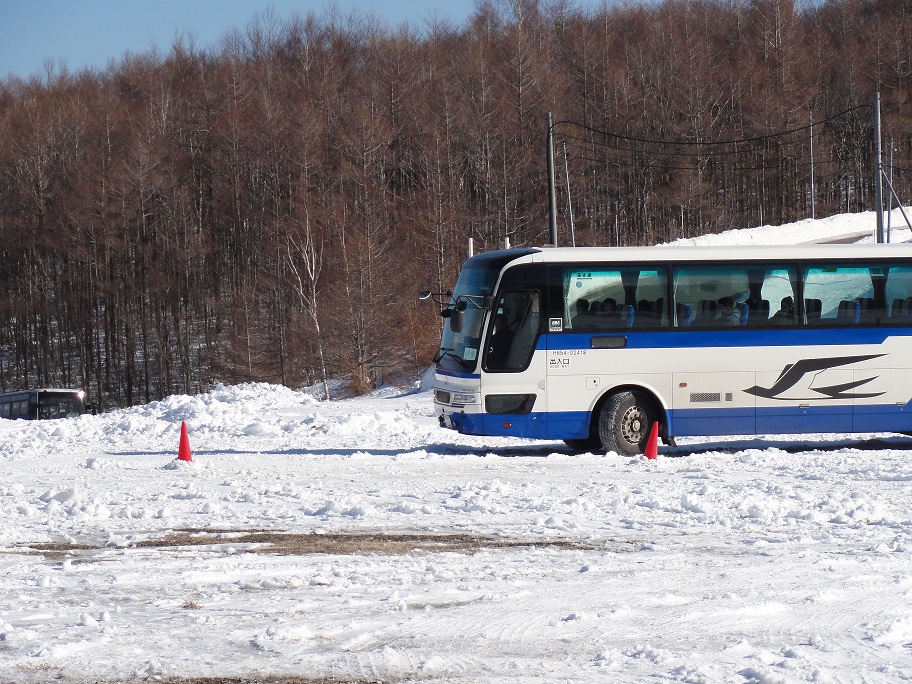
[0,388,85,396]
[477,242,912,266]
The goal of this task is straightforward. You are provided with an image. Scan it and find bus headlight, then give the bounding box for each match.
[452,392,479,405]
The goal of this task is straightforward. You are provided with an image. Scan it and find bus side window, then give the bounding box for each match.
[485,290,539,372]
[0,402,9,419]
[890,298,912,322]
[676,303,693,327]
[885,266,912,324]
[804,265,874,325]
[672,265,747,329]
[508,291,540,369]
[561,266,667,331]
[804,298,822,324]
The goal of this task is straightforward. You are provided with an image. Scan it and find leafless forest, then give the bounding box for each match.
[1,0,911,408]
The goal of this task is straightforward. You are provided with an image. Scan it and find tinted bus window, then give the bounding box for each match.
[802,264,912,326]
[485,290,540,372]
[883,266,912,324]
[562,266,667,331]
[38,394,85,419]
[673,264,797,328]
[10,400,30,419]
[0,389,88,420]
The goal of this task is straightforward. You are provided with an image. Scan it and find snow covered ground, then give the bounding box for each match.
[2,212,912,683]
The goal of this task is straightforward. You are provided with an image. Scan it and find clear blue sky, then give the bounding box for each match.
[0,0,491,81]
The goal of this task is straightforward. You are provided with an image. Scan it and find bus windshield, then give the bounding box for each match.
[436,264,499,372]
[0,388,88,420]
[37,391,86,419]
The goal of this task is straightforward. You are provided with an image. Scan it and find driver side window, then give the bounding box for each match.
[484,290,540,372]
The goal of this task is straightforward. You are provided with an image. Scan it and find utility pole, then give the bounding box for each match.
[874,92,885,243]
[809,113,815,220]
[562,143,576,247]
[888,136,894,243]
[547,113,558,246]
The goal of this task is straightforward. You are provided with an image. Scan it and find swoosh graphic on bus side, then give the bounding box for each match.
[809,377,884,400]
[743,354,886,400]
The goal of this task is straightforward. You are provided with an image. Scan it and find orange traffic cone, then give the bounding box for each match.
[177,421,192,462]
[644,422,659,460]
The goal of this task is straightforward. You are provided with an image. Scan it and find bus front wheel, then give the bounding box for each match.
[598,390,656,457]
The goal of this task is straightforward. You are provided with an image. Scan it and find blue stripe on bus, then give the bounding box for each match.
[436,329,912,379]
[753,405,855,435]
[539,328,910,351]
[850,403,912,433]
[667,407,757,436]
[667,406,859,436]
[669,404,912,436]
[444,403,912,442]
[437,369,481,379]
[444,410,550,439]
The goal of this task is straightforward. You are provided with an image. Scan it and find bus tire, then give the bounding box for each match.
[598,390,656,456]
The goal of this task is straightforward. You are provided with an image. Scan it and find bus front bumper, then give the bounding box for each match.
[437,407,483,434]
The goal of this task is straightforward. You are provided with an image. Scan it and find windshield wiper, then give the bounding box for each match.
[433,347,472,369]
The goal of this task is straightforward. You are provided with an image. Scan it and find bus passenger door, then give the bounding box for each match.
[482,290,547,438]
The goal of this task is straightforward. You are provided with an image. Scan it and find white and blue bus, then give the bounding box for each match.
[0,389,90,420]
[429,244,912,454]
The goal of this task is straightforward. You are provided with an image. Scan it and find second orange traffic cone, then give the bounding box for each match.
[644,422,659,460]
[177,421,192,462]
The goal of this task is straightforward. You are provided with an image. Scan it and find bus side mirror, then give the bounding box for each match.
[449,309,464,333]
[439,302,465,332]
[419,290,453,305]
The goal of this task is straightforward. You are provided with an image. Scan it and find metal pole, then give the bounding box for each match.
[468,237,474,258]
[887,137,894,243]
[883,173,912,233]
[809,113,815,220]
[547,113,558,246]
[874,91,885,243]
[562,143,576,247]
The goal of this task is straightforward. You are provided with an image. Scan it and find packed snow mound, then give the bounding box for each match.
[664,207,911,246]
[0,381,439,459]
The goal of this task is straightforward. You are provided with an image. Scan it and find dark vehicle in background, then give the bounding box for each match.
[0,389,92,420]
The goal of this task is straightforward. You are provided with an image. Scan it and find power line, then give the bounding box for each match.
[551,105,872,150]
[554,106,877,177]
